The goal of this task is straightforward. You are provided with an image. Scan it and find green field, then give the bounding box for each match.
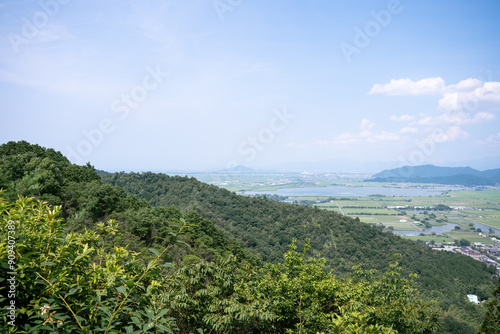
[307,189,500,241]
[399,235,453,244]
[204,173,500,245]
[329,189,499,244]
[444,231,496,245]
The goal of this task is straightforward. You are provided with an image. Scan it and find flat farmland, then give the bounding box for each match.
[355,215,419,230]
[445,231,496,245]
[342,208,399,215]
[399,235,453,243]
[208,174,500,245]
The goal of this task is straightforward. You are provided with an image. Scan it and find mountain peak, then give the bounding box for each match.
[370,164,500,186]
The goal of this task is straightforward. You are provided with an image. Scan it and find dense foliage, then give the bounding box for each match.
[480,277,500,333]
[1,195,181,332]
[1,195,443,333]
[0,141,259,267]
[101,171,497,332]
[0,141,497,332]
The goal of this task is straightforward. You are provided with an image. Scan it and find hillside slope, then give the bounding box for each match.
[101,172,496,296]
[0,141,259,267]
[0,141,494,332]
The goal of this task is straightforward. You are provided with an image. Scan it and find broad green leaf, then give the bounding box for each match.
[64,286,80,298]
[148,248,160,256]
[116,285,127,295]
[41,261,56,266]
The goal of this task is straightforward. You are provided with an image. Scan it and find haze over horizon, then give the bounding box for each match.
[1,1,500,173]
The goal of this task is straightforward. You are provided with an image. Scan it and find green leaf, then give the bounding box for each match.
[160,262,175,269]
[41,261,56,266]
[116,286,127,295]
[148,248,160,256]
[156,324,174,333]
[65,286,80,298]
[97,306,112,318]
[155,308,170,319]
[146,261,157,271]
[176,240,191,249]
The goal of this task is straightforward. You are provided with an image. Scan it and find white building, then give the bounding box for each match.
[467,294,479,304]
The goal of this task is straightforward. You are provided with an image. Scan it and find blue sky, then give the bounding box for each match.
[1,0,500,172]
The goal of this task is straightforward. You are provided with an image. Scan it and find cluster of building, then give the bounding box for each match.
[431,243,500,305]
[478,233,500,244]
[431,243,500,272]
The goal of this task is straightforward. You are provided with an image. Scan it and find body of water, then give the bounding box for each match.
[244,185,452,197]
[474,222,500,234]
[393,222,500,235]
[393,223,459,236]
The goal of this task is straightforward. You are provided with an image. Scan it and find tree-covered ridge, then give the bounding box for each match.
[1,195,444,333]
[0,141,496,332]
[101,170,497,332]
[480,276,500,333]
[0,140,259,267]
[101,170,494,273]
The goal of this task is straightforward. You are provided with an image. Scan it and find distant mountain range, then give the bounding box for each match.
[369,164,500,186]
[224,165,255,173]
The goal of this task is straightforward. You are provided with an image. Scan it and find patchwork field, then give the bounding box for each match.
[399,235,453,244]
[206,173,500,245]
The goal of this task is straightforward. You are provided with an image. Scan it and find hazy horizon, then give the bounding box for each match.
[2,1,500,172]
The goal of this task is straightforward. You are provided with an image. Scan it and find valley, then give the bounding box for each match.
[2,142,499,332]
[193,171,500,247]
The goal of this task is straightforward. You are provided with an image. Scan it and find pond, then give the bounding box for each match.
[393,222,500,235]
[474,222,500,234]
[393,223,459,236]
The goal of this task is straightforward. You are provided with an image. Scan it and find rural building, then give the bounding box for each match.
[467,295,479,304]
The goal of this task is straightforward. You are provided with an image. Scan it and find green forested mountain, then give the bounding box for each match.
[101,171,497,332]
[0,141,259,267]
[369,164,500,186]
[0,141,498,333]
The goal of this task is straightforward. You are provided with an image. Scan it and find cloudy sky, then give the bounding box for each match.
[1,0,500,172]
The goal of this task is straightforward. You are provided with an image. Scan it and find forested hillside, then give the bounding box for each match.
[0,141,259,267]
[0,141,498,333]
[102,170,498,333]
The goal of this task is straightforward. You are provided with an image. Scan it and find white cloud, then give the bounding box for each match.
[399,126,418,134]
[474,111,495,121]
[426,126,468,143]
[375,131,400,141]
[359,118,375,130]
[446,78,483,92]
[370,77,500,112]
[416,112,495,126]
[417,116,434,125]
[478,133,500,145]
[438,93,462,111]
[439,81,500,111]
[369,77,446,95]
[390,114,415,122]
